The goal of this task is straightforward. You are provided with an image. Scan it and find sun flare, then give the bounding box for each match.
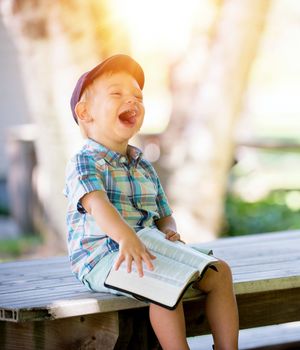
[110,0,202,133]
[112,0,199,55]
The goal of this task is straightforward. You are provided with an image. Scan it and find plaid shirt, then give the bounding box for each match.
[64,138,172,281]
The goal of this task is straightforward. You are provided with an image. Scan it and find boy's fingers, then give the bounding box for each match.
[145,259,154,271]
[165,229,178,240]
[171,234,179,241]
[126,256,133,273]
[166,231,181,242]
[114,255,124,270]
[165,230,173,239]
[146,248,156,260]
[134,257,144,277]
[142,251,155,271]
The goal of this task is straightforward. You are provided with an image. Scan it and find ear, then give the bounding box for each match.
[75,101,93,123]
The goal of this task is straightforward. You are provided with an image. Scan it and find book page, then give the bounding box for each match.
[118,252,198,287]
[138,228,218,273]
[105,252,199,308]
[105,227,218,309]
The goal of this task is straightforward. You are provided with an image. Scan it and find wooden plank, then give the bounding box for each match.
[208,243,300,261]
[0,265,300,306]
[196,230,300,247]
[0,312,121,350]
[1,267,299,321]
[1,293,146,322]
[4,260,297,304]
[1,251,299,298]
[0,309,159,350]
[184,287,300,336]
[3,264,298,309]
[2,263,298,306]
[188,322,300,350]
[232,260,300,275]
[0,256,68,269]
[49,295,146,320]
[0,256,300,295]
[0,230,300,350]
[0,230,297,271]
[1,230,300,322]
[0,282,84,301]
[220,251,300,267]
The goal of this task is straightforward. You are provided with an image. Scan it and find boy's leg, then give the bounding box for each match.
[197,260,239,350]
[149,301,189,350]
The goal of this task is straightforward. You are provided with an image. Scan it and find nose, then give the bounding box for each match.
[125,95,137,105]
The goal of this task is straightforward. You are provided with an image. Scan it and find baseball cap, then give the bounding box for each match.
[70,54,145,124]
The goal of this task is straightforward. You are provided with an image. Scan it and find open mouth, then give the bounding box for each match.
[118,109,138,126]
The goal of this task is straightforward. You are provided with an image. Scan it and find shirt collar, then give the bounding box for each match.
[85,138,143,166]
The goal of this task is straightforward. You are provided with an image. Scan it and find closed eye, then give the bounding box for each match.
[135,94,143,101]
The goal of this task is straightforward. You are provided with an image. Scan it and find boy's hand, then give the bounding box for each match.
[114,234,156,277]
[155,215,185,243]
[81,190,156,277]
[164,229,185,243]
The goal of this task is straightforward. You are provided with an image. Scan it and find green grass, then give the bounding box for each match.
[0,235,43,262]
[222,190,300,237]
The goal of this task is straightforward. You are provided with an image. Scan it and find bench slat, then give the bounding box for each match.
[1,260,300,305]
[196,229,300,247]
[0,230,300,322]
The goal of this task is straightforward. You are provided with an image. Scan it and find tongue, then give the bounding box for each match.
[119,111,136,125]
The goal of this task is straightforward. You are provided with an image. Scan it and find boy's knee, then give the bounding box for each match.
[215,259,231,273]
[214,259,233,282]
[198,259,233,293]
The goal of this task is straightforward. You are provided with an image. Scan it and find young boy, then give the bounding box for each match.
[64,54,239,350]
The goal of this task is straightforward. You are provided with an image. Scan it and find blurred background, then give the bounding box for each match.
[0,0,299,261]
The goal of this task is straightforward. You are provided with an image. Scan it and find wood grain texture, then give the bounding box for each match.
[183,287,300,336]
[0,230,299,349]
[0,312,121,350]
[1,230,299,321]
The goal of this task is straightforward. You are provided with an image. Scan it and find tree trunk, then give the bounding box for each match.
[162,0,271,242]
[0,0,112,251]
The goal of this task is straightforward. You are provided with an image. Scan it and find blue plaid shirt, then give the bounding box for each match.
[64,138,172,281]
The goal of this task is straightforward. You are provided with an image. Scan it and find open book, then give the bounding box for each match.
[104,228,218,310]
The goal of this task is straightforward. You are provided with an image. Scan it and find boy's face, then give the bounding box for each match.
[81,71,145,152]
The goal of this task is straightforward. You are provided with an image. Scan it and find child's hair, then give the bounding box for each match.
[70,54,144,125]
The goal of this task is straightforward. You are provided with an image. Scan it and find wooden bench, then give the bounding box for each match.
[1,230,300,349]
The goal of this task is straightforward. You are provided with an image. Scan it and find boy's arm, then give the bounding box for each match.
[81,190,155,277]
[155,215,184,243]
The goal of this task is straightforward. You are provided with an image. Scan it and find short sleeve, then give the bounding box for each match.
[64,153,106,213]
[142,160,173,218]
[155,175,173,218]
